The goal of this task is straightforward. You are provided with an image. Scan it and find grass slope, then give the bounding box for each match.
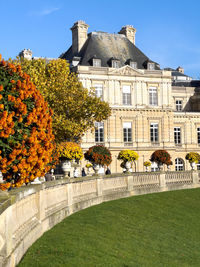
[18,189,200,267]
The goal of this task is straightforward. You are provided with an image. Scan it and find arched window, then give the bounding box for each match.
[175,158,184,171]
[197,161,200,170]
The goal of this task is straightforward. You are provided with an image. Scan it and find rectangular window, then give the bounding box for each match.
[149,87,158,106]
[112,60,120,68]
[174,127,181,144]
[176,100,182,111]
[93,59,101,67]
[150,123,159,143]
[123,122,132,142]
[94,84,103,100]
[197,127,200,144]
[148,63,155,70]
[95,122,104,142]
[130,62,137,69]
[122,85,131,105]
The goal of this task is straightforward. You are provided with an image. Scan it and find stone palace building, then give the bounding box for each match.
[21,21,200,173]
[59,21,200,173]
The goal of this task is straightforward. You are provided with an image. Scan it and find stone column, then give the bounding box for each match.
[127,175,133,191]
[96,177,103,197]
[192,170,200,185]
[67,183,73,214]
[159,171,166,188]
[36,185,45,222]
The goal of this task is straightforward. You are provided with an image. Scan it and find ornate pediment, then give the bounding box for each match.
[109,65,144,76]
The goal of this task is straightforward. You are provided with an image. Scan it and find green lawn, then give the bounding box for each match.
[18,189,200,267]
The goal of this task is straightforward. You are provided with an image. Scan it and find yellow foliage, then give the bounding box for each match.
[144,161,151,167]
[57,142,83,160]
[117,150,139,162]
[12,58,111,142]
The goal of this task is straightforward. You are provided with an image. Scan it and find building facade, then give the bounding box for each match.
[60,21,200,172]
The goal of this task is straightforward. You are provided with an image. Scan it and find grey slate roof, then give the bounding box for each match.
[60,32,160,70]
[172,80,200,87]
[164,68,190,77]
[172,71,189,77]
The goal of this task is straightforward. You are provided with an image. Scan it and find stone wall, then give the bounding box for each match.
[77,64,200,173]
[0,171,200,266]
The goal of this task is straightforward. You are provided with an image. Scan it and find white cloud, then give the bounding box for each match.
[29,7,60,16]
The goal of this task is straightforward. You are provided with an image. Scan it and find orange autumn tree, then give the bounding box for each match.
[0,54,56,190]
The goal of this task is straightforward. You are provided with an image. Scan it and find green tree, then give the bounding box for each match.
[13,58,111,142]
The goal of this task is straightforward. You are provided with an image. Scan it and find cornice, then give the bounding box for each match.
[111,107,173,112]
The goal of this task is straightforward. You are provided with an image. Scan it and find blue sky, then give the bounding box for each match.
[1,0,200,78]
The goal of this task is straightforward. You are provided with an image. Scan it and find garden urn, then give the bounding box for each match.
[158,163,164,171]
[61,160,71,177]
[93,164,100,175]
[125,161,131,172]
[190,162,196,170]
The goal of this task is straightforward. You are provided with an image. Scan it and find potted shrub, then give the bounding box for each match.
[185,152,200,170]
[57,142,83,176]
[143,161,151,172]
[166,159,173,171]
[117,150,139,172]
[150,150,171,171]
[85,163,93,175]
[84,145,112,175]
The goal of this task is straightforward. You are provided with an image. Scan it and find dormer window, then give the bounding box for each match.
[130,61,137,69]
[93,58,101,67]
[148,62,155,70]
[126,59,137,69]
[112,60,120,68]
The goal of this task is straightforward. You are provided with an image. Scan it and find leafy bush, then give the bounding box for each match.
[0,54,55,190]
[144,161,151,167]
[57,142,83,160]
[84,145,112,166]
[150,150,171,165]
[86,163,93,169]
[185,152,200,163]
[117,150,139,162]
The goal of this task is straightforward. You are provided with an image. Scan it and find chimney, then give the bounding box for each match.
[118,25,136,45]
[71,21,89,54]
[176,66,184,74]
[18,49,32,60]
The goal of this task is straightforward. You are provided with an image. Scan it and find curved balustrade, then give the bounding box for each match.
[0,171,200,267]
